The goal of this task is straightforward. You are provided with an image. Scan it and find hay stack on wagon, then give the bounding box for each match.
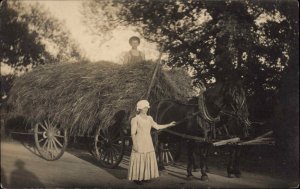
[7,61,197,135]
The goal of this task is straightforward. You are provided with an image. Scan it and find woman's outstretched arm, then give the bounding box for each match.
[150,116,176,130]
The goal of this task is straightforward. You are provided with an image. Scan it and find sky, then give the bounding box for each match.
[25,0,160,63]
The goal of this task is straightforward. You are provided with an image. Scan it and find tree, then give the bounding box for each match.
[85,1,298,119]
[264,0,299,165]
[0,0,84,73]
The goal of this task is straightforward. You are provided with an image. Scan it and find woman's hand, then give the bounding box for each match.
[132,143,139,152]
[132,144,138,152]
[168,121,176,127]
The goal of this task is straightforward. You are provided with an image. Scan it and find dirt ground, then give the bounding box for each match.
[1,135,298,188]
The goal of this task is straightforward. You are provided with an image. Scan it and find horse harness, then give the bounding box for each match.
[155,99,250,139]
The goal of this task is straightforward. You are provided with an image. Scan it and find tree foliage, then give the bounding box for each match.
[0,0,84,73]
[82,0,297,94]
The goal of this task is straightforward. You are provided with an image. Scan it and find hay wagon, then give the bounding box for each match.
[7,60,274,169]
[7,59,197,168]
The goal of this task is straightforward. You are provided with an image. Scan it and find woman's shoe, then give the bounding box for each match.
[133,180,143,185]
[187,174,194,180]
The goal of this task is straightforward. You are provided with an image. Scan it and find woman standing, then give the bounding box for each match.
[123,36,145,65]
[128,100,176,185]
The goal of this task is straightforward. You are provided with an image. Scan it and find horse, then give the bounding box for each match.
[151,80,251,180]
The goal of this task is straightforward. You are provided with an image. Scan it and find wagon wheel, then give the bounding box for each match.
[158,137,181,166]
[94,125,125,168]
[34,119,68,161]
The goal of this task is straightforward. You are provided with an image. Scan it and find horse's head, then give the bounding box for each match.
[203,80,251,138]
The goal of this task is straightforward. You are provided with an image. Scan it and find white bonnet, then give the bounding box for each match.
[136,100,150,111]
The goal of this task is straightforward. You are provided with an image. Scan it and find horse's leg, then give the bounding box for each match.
[187,140,195,179]
[204,144,210,173]
[192,151,199,171]
[199,143,209,181]
[227,145,236,178]
[233,146,242,178]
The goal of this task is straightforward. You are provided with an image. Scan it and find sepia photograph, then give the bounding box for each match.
[1,0,299,188]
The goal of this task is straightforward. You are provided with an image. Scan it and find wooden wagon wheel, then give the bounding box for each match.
[94,125,125,168]
[34,119,68,161]
[157,135,182,166]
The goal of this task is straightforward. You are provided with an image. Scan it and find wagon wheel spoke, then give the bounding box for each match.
[108,150,113,164]
[112,136,123,142]
[108,128,116,141]
[94,143,102,157]
[100,149,106,160]
[112,143,123,153]
[95,129,106,142]
[165,151,170,164]
[49,139,55,152]
[167,151,174,162]
[96,148,102,160]
[102,128,109,138]
[48,140,54,158]
[105,150,111,164]
[53,137,63,148]
[38,138,46,143]
[112,150,118,164]
[42,139,49,149]
[54,134,65,138]
[111,151,115,164]
[96,141,105,149]
[102,150,108,162]
[44,120,50,129]
[51,120,58,129]
[111,145,121,155]
[162,151,171,165]
[101,149,108,162]
[110,127,120,140]
[46,138,51,152]
[162,151,166,164]
[38,123,47,131]
[112,144,122,151]
[99,148,104,158]
[51,139,59,153]
[99,131,107,140]
[111,147,121,160]
[99,140,105,144]
[111,148,117,158]
[105,151,111,164]
[110,150,116,165]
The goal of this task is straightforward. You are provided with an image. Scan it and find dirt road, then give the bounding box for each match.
[1,141,298,188]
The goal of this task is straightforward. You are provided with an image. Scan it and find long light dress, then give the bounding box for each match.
[128,115,160,181]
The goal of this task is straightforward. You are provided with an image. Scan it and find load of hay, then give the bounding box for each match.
[7,61,197,135]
